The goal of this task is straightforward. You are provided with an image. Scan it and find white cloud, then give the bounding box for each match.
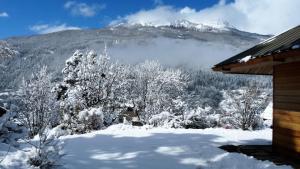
[29,24,81,34]
[111,0,300,35]
[0,12,8,17]
[64,1,105,17]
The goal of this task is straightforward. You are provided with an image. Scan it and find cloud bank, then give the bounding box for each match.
[0,12,8,17]
[64,1,105,17]
[111,0,300,35]
[30,24,81,34]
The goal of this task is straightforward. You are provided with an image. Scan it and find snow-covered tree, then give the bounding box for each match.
[129,60,186,121]
[18,66,58,138]
[16,66,63,168]
[221,86,270,130]
[55,50,101,131]
[59,50,99,109]
[56,47,130,132]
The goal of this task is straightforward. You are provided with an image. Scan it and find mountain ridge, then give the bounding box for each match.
[0,24,270,90]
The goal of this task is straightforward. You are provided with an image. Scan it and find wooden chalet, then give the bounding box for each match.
[213,25,300,159]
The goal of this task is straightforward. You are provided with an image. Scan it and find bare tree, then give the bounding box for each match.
[18,66,58,138]
[18,66,63,168]
[230,86,269,130]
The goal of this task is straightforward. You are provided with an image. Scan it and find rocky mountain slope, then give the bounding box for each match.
[0,23,269,90]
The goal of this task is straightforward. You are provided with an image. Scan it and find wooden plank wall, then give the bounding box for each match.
[273,61,300,159]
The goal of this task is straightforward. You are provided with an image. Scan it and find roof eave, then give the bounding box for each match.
[212,49,300,75]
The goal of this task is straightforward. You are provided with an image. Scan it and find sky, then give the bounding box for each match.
[0,0,300,39]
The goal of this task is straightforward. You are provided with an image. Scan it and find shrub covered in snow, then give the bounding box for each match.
[149,111,174,127]
[77,108,104,133]
[219,87,270,130]
[182,107,218,129]
[28,133,64,169]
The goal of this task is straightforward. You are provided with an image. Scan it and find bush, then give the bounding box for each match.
[149,111,174,127]
[182,107,218,129]
[220,87,270,130]
[28,133,63,169]
[77,107,104,132]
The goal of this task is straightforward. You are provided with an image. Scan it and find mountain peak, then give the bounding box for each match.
[110,19,234,32]
[169,19,233,32]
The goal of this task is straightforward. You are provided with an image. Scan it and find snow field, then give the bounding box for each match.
[58,125,290,169]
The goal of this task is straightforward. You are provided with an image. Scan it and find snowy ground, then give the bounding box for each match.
[1,125,292,169]
[61,125,290,169]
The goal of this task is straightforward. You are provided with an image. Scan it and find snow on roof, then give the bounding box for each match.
[239,55,252,63]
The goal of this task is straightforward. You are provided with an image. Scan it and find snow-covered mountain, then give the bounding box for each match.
[0,41,19,60]
[113,19,232,32]
[0,23,269,90]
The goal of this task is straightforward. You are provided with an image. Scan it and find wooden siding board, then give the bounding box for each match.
[274,110,300,124]
[274,120,300,132]
[274,109,300,117]
[274,96,300,104]
[274,126,300,137]
[274,102,300,111]
[275,76,300,83]
[273,61,300,158]
[274,90,300,96]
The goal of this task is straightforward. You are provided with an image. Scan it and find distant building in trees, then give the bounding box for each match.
[119,107,143,126]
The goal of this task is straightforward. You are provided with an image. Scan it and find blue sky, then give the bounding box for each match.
[0,0,300,39]
[0,0,225,39]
